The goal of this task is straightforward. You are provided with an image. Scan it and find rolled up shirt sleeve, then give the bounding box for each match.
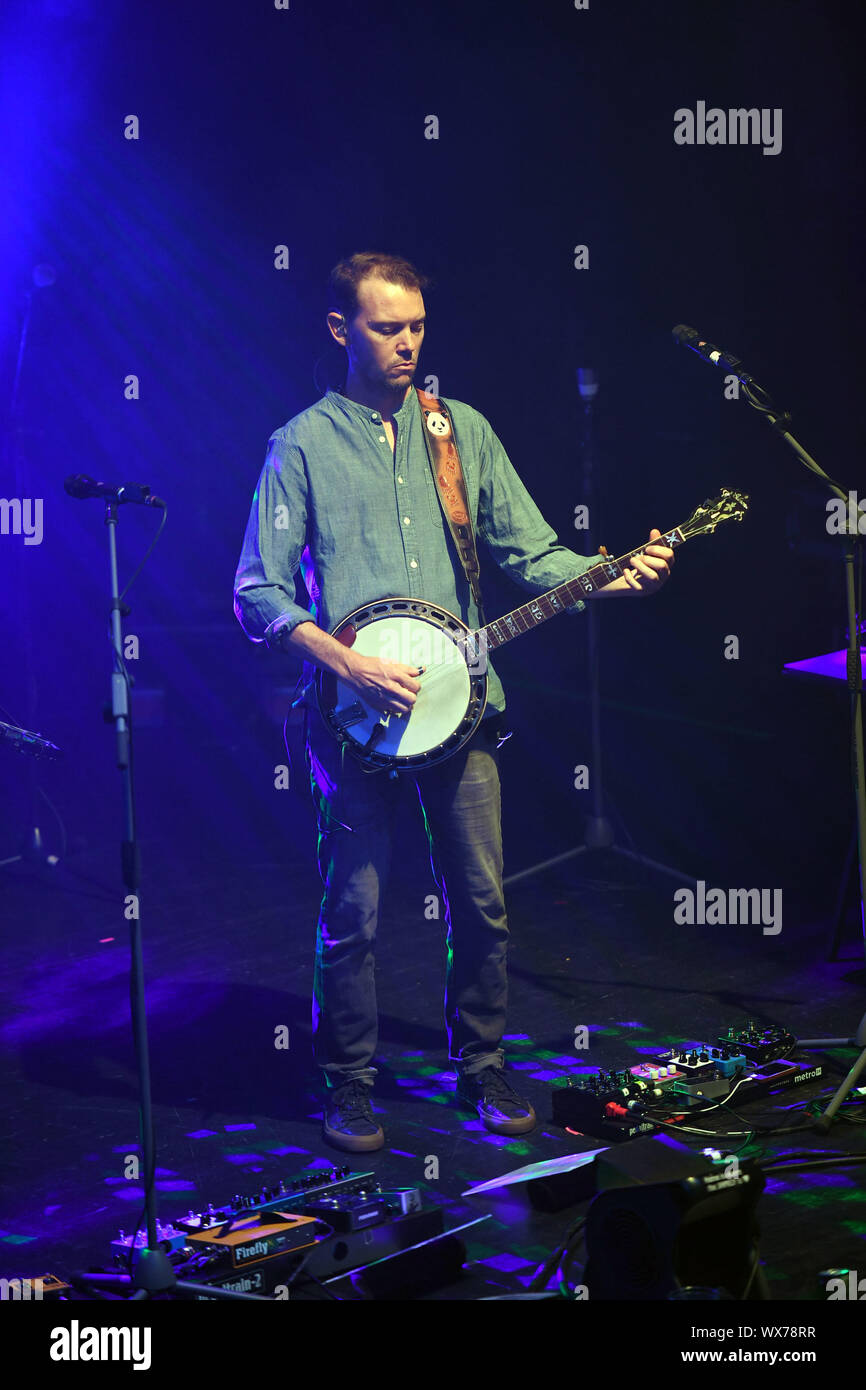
[233,430,313,648]
[476,416,603,612]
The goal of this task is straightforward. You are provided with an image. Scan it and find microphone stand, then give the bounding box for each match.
[72,498,267,1301]
[676,344,866,1134]
[749,388,865,960]
[740,378,866,1134]
[674,326,866,960]
[503,369,696,890]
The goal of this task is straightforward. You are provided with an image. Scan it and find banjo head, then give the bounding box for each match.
[317,598,488,770]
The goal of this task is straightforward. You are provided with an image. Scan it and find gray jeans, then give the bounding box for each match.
[304,705,509,1089]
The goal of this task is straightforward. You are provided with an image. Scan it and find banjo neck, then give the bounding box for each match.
[478,487,748,654]
[480,531,686,654]
[318,489,748,772]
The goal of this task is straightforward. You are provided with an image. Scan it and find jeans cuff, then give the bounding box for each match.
[324,1066,378,1088]
[453,1048,504,1077]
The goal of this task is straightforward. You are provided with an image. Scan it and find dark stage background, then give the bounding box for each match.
[2,0,862,908]
[2,3,866,1310]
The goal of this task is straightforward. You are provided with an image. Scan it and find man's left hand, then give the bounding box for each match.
[624,528,674,594]
[596,528,674,597]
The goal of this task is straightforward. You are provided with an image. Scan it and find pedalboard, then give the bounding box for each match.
[111,1164,372,1257]
[662,1055,825,1109]
[551,1069,666,1142]
[717,1022,798,1064]
[186,1210,321,1270]
[111,1166,443,1296]
[552,1021,824,1138]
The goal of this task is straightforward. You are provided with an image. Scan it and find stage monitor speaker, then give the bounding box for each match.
[584,1134,768,1300]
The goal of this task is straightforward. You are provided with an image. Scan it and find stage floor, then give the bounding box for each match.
[2,825,864,1302]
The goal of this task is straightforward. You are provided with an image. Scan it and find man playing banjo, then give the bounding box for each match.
[234,252,674,1152]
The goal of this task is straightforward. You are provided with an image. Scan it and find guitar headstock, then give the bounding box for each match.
[680,488,749,539]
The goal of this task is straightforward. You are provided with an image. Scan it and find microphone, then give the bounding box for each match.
[64,475,166,509]
[671,324,755,386]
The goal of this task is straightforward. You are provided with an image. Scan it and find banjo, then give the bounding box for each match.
[316,488,748,773]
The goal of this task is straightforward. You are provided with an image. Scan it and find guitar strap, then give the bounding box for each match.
[415,387,485,622]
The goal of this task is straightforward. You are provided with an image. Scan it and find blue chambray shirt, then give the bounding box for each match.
[233,387,603,714]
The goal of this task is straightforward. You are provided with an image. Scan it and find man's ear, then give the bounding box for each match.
[326,311,348,345]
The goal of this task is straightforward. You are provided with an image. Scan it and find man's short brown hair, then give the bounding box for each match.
[328,252,430,321]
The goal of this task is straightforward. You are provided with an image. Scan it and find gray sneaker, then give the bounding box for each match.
[456,1065,536,1135]
[322,1078,385,1152]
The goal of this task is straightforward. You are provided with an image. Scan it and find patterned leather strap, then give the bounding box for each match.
[415,387,485,619]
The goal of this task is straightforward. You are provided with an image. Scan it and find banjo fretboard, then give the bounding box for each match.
[481,529,686,653]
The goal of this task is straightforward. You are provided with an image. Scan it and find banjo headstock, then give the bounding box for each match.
[679,487,749,540]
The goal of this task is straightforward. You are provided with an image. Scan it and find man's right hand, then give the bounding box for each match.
[341,651,422,717]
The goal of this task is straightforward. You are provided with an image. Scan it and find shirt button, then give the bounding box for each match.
[397,475,404,484]
[378,435,386,443]
[403,516,411,525]
[410,560,418,569]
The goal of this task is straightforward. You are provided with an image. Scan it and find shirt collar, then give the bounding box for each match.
[326,386,417,425]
